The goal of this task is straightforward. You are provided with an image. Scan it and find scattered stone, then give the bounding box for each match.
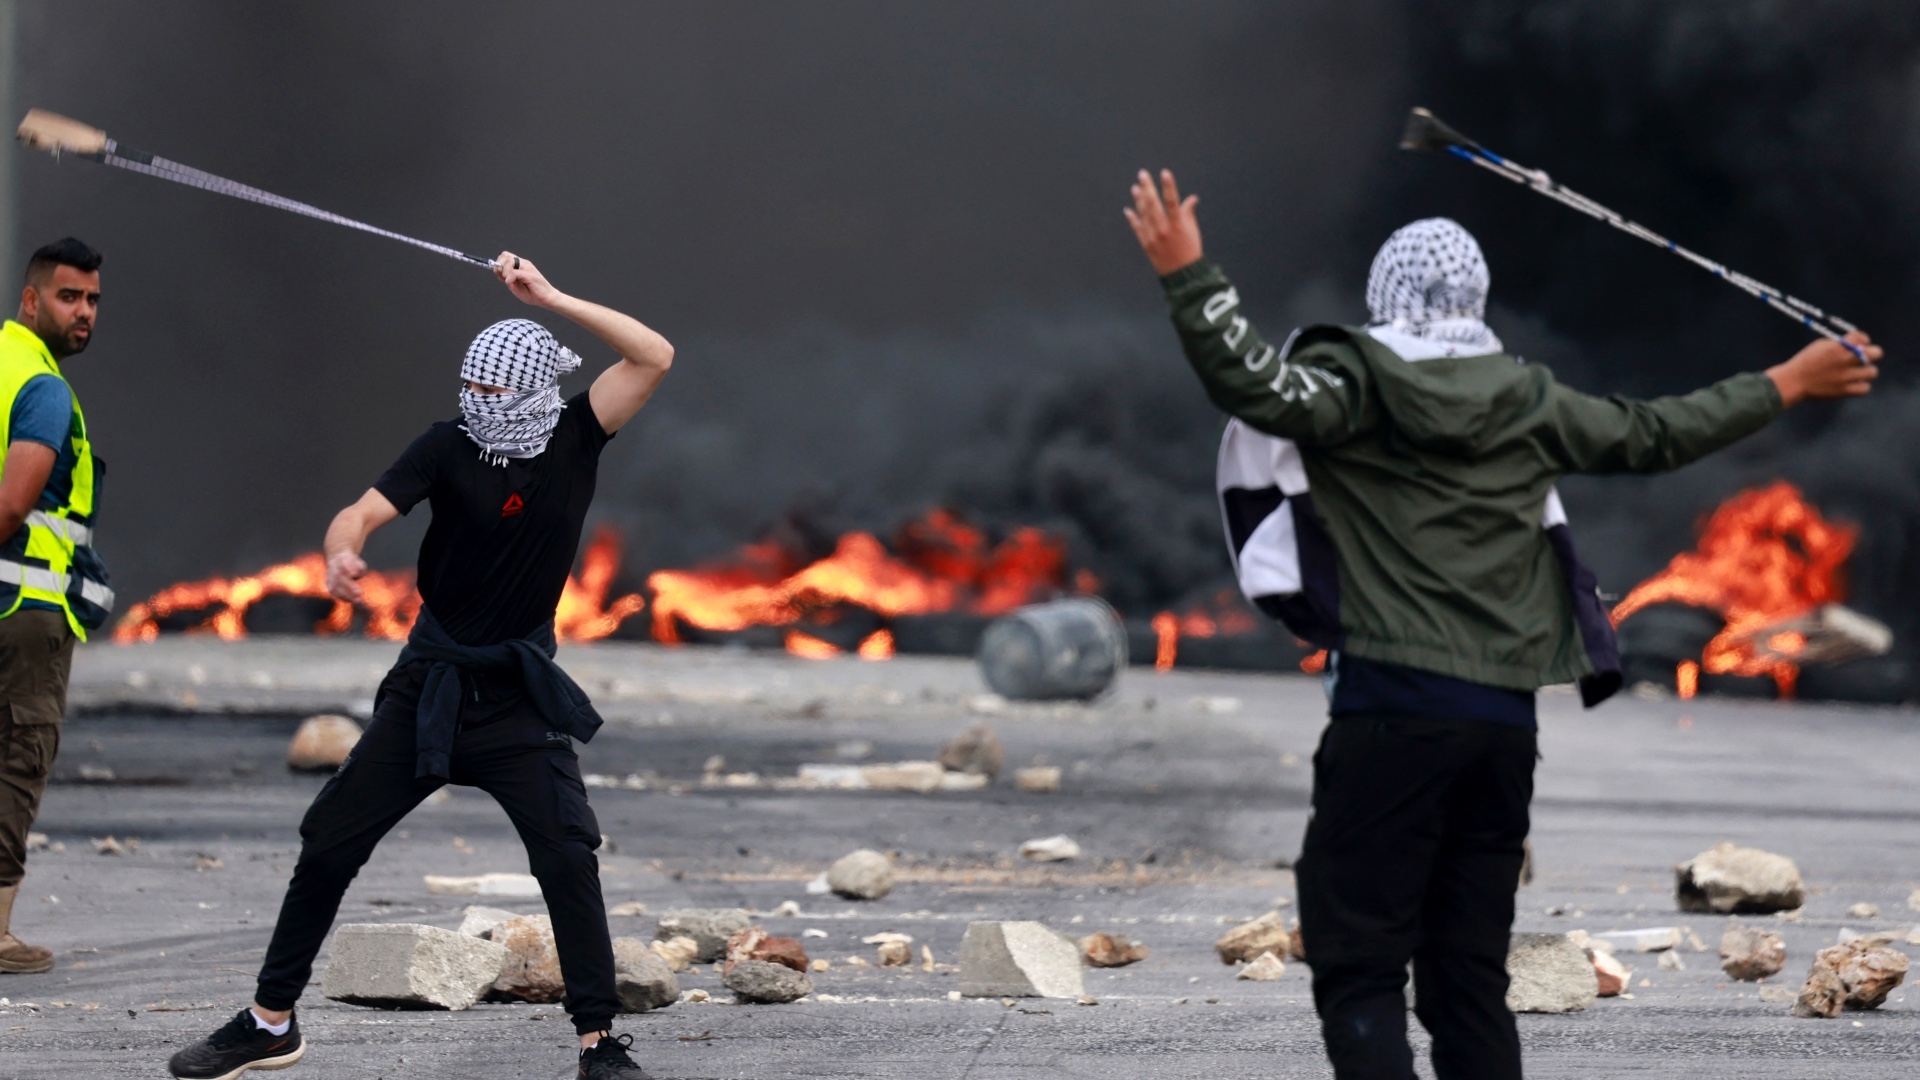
[959,922,1085,999]
[1657,950,1686,972]
[1909,887,1920,913]
[770,900,802,918]
[826,849,894,900]
[939,772,990,792]
[1685,929,1709,952]
[681,988,711,1003]
[1236,953,1287,981]
[611,937,679,1012]
[608,901,648,917]
[286,715,364,772]
[1719,925,1786,981]
[938,724,1005,778]
[877,941,911,966]
[1675,842,1805,914]
[1505,933,1597,1014]
[859,762,946,793]
[805,872,831,894]
[1286,921,1306,962]
[455,906,519,939]
[655,909,754,962]
[490,915,564,1003]
[25,832,48,852]
[810,958,830,972]
[1838,927,1905,946]
[843,955,871,967]
[802,928,829,939]
[795,764,867,790]
[77,763,115,781]
[321,923,509,1011]
[1078,932,1149,968]
[650,936,699,973]
[723,959,813,1003]
[1758,984,1797,1004]
[192,855,223,871]
[1014,766,1061,793]
[93,836,135,856]
[1591,927,1681,953]
[862,932,913,945]
[423,872,542,898]
[1591,949,1630,997]
[1215,911,1292,965]
[725,927,810,973]
[922,945,936,972]
[1792,941,1910,1017]
[1846,902,1880,920]
[1017,835,1080,862]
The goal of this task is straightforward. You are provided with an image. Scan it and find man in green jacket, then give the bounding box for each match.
[1126,169,1878,1079]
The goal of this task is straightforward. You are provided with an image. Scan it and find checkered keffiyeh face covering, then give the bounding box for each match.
[1365,218,1503,352]
[458,319,583,465]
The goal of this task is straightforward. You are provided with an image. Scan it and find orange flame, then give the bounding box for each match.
[115,529,645,644]
[1300,649,1328,674]
[1612,482,1855,697]
[784,630,841,659]
[646,510,1068,654]
[1676,659,1700,700]
[1150,588,1265,671]
[1151,611,1178,671]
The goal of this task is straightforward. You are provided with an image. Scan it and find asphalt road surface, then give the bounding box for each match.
[1,639,1916,1078]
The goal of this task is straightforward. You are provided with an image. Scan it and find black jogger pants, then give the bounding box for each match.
[254,698,619,1034]
[1295,714,1536,1080]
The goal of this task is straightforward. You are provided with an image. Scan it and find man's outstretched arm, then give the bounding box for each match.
[323,489,400,603]
[1546,332,1883,474]
[491,251,675,436]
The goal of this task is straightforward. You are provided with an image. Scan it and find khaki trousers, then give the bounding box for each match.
[0,610,74,889]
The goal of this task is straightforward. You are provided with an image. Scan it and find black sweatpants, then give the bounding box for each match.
[254,691,619,1034]
[1295,714,1536,1080]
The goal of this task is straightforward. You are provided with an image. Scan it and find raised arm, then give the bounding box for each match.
[491,251,674,435]
[1127,169,1370,445]
[1544,333,1882,474]
[323,488,400,603]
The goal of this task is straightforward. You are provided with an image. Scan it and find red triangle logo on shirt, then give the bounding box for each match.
[501,493,525,518]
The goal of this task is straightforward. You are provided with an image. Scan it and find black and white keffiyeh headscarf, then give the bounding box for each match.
[458,319,582,465]
[1365,217,1503,355]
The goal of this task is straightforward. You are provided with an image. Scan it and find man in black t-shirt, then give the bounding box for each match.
[168,254,674,1080]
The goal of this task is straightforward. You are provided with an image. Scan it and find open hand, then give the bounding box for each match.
[1767,331,1881,407]
[493,251,565,309]
[1124,169,1203,276]
[326,550,368,604]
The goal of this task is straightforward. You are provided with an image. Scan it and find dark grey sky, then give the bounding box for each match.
[12,2,1919,625]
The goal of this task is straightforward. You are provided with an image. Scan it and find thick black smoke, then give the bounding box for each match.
[12,3,1919,641]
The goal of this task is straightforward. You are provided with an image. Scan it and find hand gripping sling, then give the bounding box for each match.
[16,109,497,270]
[1400,108,1867,360]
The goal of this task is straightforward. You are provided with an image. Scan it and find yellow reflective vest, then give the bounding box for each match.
[0,320,113,639]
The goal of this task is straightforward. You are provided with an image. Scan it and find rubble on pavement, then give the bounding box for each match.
[826,849,894,899]
[488,914,565,1003]
[1014,766,1061,793]
[655,909,754,962]
[1236,953,1286,981]
[454,905,519,939]
[723,960,813,1003]
[1792,940,1909,1018]
[725,927,810,972]
[1017,835,1080,862]
[938,724,1004,777]
[423,872,542,898]
[611,937,679,1012]
[1078,932,1148,967]
[1505,933,1597,1014]
[321,923,508,1011]
[1675,842,1804,914]
[286,714,363,772]
[1719,924,1786,981]
[1215,911,1291,965]
[650,936,698,972]
[959,921,1085,999]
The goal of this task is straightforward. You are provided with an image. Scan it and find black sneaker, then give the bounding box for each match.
[579,1033,652,1079]
[168,1007,306,1079]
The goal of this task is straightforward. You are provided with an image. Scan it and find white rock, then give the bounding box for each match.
[455,905,520,939]
[1014,766,1061,793]
[1657,950,1686,972]
[287,715,363,772]
[608,901,649,917]
[827,849,894,900]
[24,831,48,852]
[650,936,699,973]
[321,923,508,1011]
[1236,953,1287,981]
[654,909,754,962]
[939,772,990,791]
[1591,949,1631,996]
[770,900,802,917]
[805,872,832,895]
[1908,888,1920,913]
[958,921,1085,999]
[1590,927,1681,953]
[796,764,868,789]
[1018,835,1080,862]
[1675,842,1804,914]
[862,932,913,945]
[1505,933,1597,1014]
[423,872,543,898]
[859,761,946,793]
[1847,903,1880,919]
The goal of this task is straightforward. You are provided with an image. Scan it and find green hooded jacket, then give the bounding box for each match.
[1164,260,1782,691]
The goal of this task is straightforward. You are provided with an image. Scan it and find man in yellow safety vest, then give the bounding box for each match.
[0,237,114,976]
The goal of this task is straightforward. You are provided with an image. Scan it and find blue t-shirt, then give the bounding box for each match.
[8,374,76,614]
[1327,651,1537,729]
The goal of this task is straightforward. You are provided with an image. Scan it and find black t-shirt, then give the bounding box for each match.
[374,393,612,647]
